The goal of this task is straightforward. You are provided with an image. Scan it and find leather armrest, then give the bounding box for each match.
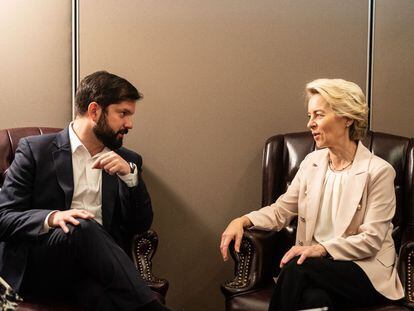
[398,225,414,308]
[221,226,295,298]
[131,229,169,299]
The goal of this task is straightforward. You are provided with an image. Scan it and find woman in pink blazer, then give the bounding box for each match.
[220,79,404,310]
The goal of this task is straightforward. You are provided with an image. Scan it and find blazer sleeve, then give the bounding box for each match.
[245,155,310,230]
[321,164,396,261]
[118,153,153,235]
[0,138,51,242]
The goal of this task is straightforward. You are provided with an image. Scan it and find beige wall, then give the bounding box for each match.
[3,0,413,310]
[80,1,368,310]
[0,0,72,129]
[371,0,414,137]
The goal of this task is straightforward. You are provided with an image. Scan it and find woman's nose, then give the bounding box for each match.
[307,119,316,130]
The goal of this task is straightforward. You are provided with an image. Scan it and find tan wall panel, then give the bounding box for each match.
[371,0,414,137]
[80,1,368,309]
[0,0,72,129]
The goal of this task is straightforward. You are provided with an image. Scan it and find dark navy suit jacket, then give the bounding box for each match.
[0,128,153,291]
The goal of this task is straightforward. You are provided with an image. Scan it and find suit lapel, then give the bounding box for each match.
[305,149,329,242]
[101,171,118,230]
[52,128,74,210]
[334,141,370,236]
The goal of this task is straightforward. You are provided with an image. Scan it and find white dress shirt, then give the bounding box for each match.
[43,124,138,230]
[313,166,350,243]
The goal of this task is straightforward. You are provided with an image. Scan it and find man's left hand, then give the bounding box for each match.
[92,151,130,176]
[280,244,327,268]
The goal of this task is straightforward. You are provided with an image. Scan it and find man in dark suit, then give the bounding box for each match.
[0,71,169,311]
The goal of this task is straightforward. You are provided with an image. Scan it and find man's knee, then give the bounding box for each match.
[72,219,102,234]
[69,219,108,245]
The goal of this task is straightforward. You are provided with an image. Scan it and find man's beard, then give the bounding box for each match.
[93,113,128,150]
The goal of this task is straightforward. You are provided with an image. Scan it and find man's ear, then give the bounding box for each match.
[87,102,101,122]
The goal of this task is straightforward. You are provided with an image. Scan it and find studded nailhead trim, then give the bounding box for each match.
[408,250,414,302]
[134,238,164,284]
[224,238,253,289]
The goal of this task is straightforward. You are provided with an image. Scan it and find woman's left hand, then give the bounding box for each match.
[280,244,327,268]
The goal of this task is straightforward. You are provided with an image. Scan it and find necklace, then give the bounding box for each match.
[328,159,353,172]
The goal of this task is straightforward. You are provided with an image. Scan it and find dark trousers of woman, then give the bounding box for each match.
[20,219,168,311]
[269,256,389,311]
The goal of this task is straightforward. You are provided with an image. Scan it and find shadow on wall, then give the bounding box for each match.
[142,169,232,311]
[231,151,263,216]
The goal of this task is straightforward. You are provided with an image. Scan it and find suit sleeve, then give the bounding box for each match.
[321,164,396,261]
[245,155,309,230]
[0,138,51,242]
[118,153,153,235]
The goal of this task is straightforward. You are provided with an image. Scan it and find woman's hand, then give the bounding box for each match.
[220,216,252,261]
[280,244,327,267]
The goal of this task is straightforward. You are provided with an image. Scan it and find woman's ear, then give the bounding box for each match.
[345,118,354,128]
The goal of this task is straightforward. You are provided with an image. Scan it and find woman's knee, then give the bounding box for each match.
[280,256,302,276]
[280,256,325,279]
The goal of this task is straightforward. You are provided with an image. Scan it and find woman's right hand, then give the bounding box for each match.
[220,216,252,261]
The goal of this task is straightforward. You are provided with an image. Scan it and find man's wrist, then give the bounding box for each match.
[46,210,59,229]
[129,162,136,174]
[117,167,138,187]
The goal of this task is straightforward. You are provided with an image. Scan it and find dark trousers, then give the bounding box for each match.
[269,256,389,311]
[20,219,156,311]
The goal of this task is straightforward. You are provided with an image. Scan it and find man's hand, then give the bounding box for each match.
[220,216,252,261]
[48,209,95,233]
[92,151,130,176]
[280,244,327,267]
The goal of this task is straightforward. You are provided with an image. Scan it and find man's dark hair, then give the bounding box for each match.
[75,71,142,115]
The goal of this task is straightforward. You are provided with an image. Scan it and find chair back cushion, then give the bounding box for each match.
[0,127,62,187]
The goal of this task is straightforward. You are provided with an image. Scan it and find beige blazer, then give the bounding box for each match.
[247,141,404,300]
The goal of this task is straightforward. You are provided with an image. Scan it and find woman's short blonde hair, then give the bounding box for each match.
[305,78,369,141]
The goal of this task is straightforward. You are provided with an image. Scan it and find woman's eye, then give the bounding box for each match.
[120,112,125,117]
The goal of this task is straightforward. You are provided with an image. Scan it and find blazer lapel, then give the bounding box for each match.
[334,141,370,236]
[52,128,74,210]
[101,171,118,230]
[305,149,329,242]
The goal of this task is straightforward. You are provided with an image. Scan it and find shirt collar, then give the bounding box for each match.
[69,122,111,157]
[69,122,85,154]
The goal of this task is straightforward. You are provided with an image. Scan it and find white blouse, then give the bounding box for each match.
[313,166,351,243]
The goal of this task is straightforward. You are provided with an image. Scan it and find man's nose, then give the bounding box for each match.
[125,116,133,129]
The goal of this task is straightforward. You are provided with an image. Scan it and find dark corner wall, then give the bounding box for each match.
[1,1,413,310]
[371,0,414,135]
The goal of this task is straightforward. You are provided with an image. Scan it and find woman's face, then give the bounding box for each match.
[307,94,350,149]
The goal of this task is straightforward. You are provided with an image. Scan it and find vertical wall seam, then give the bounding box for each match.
[366,0,376,130]
[71,0,80,120]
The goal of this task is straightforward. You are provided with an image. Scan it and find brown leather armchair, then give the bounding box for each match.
[221,131,414,311]
[0,127,168,311]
